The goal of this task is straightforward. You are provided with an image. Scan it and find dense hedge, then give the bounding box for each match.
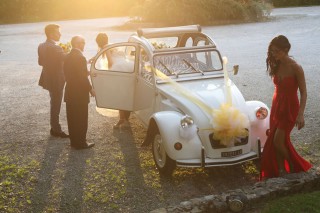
[0,0,136,24]
[0,0,319,25]
[272,0,320,7]
[129,0,272,25]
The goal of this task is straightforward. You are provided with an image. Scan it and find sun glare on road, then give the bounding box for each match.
[96,107,118,117]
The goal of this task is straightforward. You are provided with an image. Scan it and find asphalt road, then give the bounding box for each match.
[0,6,319,212]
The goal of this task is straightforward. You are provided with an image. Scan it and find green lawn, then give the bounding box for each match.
[262,190,320,213]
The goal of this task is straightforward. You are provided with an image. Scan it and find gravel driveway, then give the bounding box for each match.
[0,6,319,213]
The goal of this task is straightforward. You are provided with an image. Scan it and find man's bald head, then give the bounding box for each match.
[71,36,85,51]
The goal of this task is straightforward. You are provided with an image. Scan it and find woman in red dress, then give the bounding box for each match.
[261,35,311,179]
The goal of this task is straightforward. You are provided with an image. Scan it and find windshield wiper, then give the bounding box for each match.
[183,59,204,75]
[159,61,178,78]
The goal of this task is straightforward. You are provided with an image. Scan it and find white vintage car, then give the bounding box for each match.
[90,25,270,175]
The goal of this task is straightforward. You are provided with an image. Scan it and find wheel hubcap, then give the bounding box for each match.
[154,134,166,168]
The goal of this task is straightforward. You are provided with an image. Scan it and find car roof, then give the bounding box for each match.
[137,25,202,38]
[130,25,217,51]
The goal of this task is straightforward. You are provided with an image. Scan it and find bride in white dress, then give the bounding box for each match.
[93,33,133,128]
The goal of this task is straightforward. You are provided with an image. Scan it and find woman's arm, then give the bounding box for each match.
[295,63,307,130]
[106,51,113,69]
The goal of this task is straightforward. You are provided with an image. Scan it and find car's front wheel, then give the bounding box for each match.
[152,127,176,175]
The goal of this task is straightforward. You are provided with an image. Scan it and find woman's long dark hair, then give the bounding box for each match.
[266,35,291,77]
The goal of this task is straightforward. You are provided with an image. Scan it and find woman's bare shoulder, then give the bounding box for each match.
[289,58,303,74]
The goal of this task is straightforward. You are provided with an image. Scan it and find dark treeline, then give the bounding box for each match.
[130,0,273,26]
[0,0,138,24]
[0,0,319,25]
[272,0,320,7]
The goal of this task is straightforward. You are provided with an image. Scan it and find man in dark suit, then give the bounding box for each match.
[38,24,69,138]
[64,36,95,149]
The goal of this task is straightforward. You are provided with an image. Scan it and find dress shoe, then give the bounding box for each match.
[72,142,95,150]
[50,129,69,138]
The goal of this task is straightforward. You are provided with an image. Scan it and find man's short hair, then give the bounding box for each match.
[45,24,60,38]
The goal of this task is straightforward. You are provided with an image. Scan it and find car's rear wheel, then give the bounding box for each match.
[152,127,175,175]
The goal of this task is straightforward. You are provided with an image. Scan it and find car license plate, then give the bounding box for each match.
[221,149,242,157]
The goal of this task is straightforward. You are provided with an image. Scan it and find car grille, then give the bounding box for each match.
[209,129,249,149]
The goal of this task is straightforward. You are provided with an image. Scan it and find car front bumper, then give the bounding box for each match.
[176,151,259,168]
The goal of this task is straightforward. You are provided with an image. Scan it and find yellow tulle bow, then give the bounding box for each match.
[210,104,249,145]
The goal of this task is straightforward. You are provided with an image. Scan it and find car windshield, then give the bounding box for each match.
[153,49,222,76]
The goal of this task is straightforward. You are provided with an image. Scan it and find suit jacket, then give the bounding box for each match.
[38,39,65,92]
[64,49,92,105]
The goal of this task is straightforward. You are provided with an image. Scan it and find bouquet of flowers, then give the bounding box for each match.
[59,42,72,53]
[151,41,169,50]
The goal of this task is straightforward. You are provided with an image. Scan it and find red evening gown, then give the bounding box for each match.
[260,75,312,179]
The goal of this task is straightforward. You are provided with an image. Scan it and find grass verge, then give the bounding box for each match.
[261,190,320,213]
[0,155,39,213]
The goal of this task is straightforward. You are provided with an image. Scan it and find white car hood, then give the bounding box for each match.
[157,77,247,122]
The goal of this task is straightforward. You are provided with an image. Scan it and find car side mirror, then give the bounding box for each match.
[233,65,239,75]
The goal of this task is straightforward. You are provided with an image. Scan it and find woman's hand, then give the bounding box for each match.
[88,57,94,64]
[90,89,96,97]
[295,113,305,130]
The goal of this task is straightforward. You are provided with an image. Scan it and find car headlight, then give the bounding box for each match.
[180,115,194,128]
[180,115,197,140]
[256,107,268,120]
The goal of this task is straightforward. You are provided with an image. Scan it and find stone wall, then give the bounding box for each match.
[151,168,320,213]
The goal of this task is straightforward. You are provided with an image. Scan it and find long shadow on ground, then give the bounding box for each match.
[30,137,66,212]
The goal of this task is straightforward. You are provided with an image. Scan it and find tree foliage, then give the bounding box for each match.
[0,0,319,24]
[0,0,135,24]
[272,0,320,7]
[130,0,272,25]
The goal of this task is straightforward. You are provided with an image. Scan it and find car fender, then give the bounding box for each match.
[149,111,202,160]
[246,100,270,148]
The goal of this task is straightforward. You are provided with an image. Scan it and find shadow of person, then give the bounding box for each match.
[58,146,93,212]
[29,137,66,212]
[112,126,152,207]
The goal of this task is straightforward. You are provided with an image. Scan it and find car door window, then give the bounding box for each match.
[94,45,136,73]
[90,44,137,111]
[139,48,153,85]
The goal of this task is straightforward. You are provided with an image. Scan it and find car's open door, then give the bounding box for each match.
[90,43,138,111]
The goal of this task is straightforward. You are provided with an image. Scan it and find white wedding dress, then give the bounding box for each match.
[110,54,134,73]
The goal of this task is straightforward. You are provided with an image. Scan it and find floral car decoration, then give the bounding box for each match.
[90,25,270,175]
